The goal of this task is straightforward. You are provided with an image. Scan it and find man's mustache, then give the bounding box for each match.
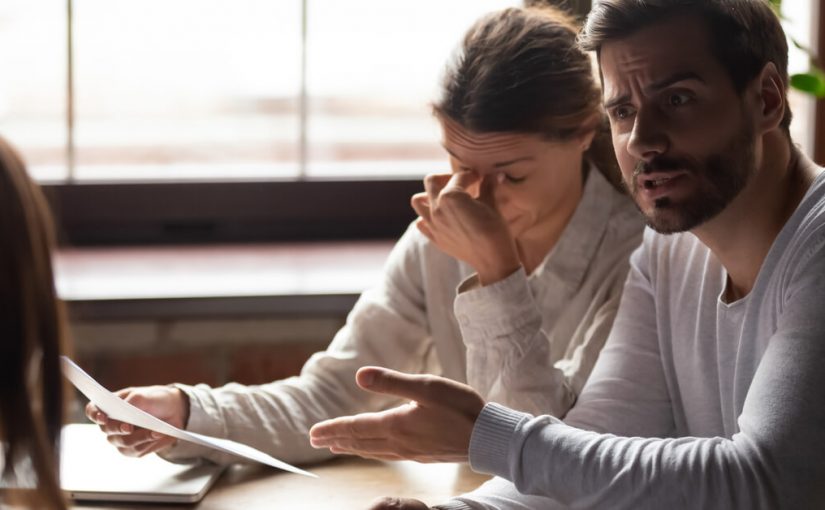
[633,157,696,178]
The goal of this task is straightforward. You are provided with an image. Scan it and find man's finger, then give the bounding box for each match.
[310,408,398,442]
[329,447,403,462]
[354,367,469,409]
[323,437,398,456]
[369,496,431,510]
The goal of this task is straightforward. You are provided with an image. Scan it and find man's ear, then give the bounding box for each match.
[751,62,786,135]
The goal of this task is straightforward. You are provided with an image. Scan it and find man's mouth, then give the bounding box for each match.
[644,176,676,188]
[635,170,691,201]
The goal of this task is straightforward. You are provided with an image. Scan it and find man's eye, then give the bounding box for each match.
[611,106,635,120]
[668,93,692,107]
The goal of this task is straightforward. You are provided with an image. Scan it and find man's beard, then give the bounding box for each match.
[625,124,756,234]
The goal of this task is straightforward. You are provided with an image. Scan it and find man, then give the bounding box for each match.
[309,1,825,508]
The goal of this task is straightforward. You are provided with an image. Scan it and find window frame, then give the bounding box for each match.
[44,179,422,245]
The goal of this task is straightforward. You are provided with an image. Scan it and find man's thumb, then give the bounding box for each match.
[355,366,483,416]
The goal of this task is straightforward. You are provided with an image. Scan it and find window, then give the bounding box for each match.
[0,1,67,180]
[2,1,817,243]
[1,0,519,183]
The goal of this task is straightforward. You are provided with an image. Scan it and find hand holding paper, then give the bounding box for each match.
[61,356,316,478]
[86,384,190,458]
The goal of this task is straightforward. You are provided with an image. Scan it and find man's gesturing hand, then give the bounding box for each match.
[309,367,486,463]
[368,496,431,509]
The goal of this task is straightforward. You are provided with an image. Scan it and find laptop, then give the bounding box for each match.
[60,423,225,503]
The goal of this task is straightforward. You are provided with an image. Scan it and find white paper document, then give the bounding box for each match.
[61,356,317,478]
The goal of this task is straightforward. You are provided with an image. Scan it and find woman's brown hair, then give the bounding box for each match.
[0,137,68,510]
[434,4,622,189]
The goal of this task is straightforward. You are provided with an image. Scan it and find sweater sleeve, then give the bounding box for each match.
[561,242,675,437]
[453,254,631,419]
[463,235,825,509]
[161,226,436,465]
[453,268,574,417]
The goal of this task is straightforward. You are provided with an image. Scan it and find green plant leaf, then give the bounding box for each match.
[790,72,825,98]
[769,0,789,20]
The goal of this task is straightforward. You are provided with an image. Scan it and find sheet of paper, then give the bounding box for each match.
[61,356,317,478]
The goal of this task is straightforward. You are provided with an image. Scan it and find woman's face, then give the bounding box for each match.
[439,117,591,240]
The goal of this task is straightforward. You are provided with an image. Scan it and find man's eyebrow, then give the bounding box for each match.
[604,94,631,111]
[647,71,705,93]
[604,72,705,110]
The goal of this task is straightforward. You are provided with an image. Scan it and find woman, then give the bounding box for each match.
[88,4,643,467]
[0,137,69,509]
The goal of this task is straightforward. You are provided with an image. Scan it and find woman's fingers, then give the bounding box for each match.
[443,170,481,194]
[478,172,499,209]
[423,173,452,208]
[414,218,435,242]
[410,193,431,222]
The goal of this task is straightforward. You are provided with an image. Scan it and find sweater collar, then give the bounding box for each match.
[528,165,616,294]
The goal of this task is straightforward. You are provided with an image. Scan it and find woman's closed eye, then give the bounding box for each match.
[496,172,527,184]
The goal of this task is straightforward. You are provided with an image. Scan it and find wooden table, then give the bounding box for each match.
[71,458,490,509]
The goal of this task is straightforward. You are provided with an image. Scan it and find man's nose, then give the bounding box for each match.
[626,107,669,163]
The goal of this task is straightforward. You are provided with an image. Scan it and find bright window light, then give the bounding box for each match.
[0,0,520,183]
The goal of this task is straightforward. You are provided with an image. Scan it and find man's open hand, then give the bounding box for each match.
[368,496,431,509]
[309,367,485,463]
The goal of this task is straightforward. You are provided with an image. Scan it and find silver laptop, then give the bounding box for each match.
[61,424,225,503]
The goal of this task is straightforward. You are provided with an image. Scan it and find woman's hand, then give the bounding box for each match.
[309,366,486,463]
[411,171,520,285]
[85,385,189,457]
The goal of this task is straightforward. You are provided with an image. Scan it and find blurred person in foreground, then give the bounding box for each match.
[310,1,825,508]
[0,136,70,510]
[87,4,643,473]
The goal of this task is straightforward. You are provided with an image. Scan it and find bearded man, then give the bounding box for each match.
[310,1,825,508]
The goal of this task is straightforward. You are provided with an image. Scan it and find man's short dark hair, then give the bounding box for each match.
[579,0,792,133]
